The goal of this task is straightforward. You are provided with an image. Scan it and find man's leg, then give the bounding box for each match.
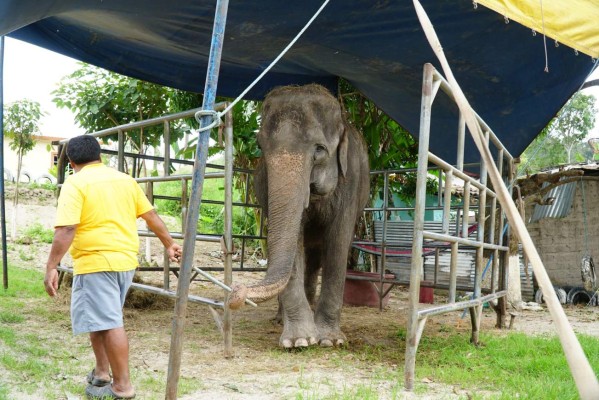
[89,332,111,382]
[90,327,135,397]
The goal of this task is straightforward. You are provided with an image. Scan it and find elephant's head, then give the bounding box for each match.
[229,84,349,309]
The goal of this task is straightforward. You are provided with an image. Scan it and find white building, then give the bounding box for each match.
[3,134,64,183]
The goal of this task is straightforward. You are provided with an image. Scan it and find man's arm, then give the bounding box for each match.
[44,225,76,297]
[139,209,182,262]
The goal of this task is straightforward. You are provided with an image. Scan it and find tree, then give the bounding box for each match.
[553,92,596,163]
[3,99,43,238]
[519,92,597,175]
[53,63,201,176]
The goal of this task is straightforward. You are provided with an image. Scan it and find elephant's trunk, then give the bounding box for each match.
[229,151,309,309]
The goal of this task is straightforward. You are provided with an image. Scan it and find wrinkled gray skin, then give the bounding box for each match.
[229,84,370,349]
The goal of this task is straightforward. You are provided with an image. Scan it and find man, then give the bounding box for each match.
[44,135,182,400]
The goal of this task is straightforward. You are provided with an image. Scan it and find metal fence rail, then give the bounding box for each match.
[402,63,512,389]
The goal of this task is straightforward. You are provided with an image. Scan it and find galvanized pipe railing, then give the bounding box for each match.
[58,103,227,144]
[404,62,511,391]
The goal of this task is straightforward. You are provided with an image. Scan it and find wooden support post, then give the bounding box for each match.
[404,62,434,391]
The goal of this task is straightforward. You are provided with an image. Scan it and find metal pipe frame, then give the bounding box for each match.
[223,106,234,358]
[58,103,227,144]
[166,1,229,396]
[56,265,222,307]
[403,63,511,390]
[0,36,7,290]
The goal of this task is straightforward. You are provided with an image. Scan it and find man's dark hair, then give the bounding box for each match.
[66,135,101,165]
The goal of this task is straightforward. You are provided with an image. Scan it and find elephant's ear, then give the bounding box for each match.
[338,125,349,177]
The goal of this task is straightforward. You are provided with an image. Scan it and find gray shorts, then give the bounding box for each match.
[71,270,136,335]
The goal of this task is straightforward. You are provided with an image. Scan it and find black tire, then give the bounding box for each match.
[567,287,592,305]
[19,171,31,183]
[555,287,567,304]
[3,169,13,182]
[534,288,544,304]
[35,173,56,184]
[534,286,566,304]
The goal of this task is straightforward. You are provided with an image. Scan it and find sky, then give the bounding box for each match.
[3,36,599,141]
[3,38,84,139]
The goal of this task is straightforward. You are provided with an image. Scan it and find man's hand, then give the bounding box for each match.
[43,225,76,298]
[140,210,183,263]
[167,243,183,263]
[44,268,59,297]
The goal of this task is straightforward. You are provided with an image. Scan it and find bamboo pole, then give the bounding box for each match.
[413,1,599,398]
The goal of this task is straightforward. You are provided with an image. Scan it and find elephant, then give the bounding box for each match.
[229,84,370,349]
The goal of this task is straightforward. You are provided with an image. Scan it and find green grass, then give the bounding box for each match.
[0,264,73,395]
[0,385,8,400]
[0,311,24,324]
[0,263,205,399]
[415,328,599,399]
[27,182,57,191]
[2,260,599,399]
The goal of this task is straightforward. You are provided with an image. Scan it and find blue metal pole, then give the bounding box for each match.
[165,1,229,398]
[0,36,7,290]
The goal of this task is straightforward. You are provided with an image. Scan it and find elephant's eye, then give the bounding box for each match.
[314,144,328,161]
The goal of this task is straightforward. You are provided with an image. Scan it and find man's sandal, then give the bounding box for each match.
[85,384,136,399]
[86,369,111,387]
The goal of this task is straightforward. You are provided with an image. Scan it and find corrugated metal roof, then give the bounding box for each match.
[530,181,577,222]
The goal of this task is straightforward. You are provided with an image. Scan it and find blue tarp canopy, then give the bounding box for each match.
[1,0,596,164]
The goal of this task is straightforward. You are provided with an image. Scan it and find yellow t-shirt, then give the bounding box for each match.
[55,163,154,275]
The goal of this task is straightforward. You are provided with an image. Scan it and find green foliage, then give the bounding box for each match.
[338,79,427,207]
[339,80,417,170]
[52,64,205,175]
[27,181,57,191]
[3,99,42,156]
[152,175,256,236]
[520,92,597,175]
[551,92,597,163]
[22,223,54,244]
[54,64,168,146]
[153,180,186,217]
[3,99,44,209]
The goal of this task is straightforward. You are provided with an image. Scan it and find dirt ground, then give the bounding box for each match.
[4,189,599,399]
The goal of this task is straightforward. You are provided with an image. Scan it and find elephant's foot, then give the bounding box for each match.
[279,320,318,349]
[317,325,346,347]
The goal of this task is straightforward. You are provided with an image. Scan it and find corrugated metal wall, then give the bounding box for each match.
[530,181,577,222]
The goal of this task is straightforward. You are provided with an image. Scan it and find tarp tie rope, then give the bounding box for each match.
[539,0,549,72]
[581,178,589,256]
[194,0,331,133]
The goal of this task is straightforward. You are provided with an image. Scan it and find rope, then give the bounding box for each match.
[195,0,331,131]
[580,177,597,292]
[539,0,549,72]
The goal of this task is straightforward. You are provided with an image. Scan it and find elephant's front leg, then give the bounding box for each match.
[314,221,353,347]
[279,241,318,348]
